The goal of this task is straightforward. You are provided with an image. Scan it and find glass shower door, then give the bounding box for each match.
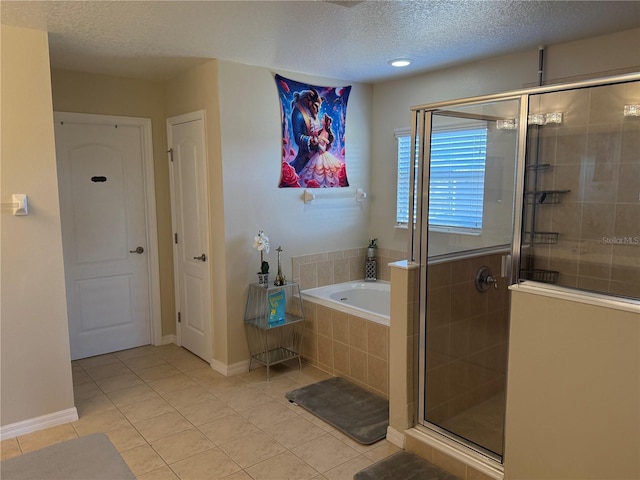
[418,98,522,461]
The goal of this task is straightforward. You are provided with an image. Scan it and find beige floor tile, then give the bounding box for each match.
[72,368,93,386]
[254,375,303,398]
[161,384,215,409]
[236,400,299,429]
[329,429,379,454]
[94,372,146,393]
[148,374,198,395]
[245,451,319,480]
[198,414,262,446]
[0,438,22,460]
[114,345,158,361]
[219,471,252,480]
[298,411,337,432]
[78,353,120,369]
[178,398,235,426]
[73,381,103,401]
[185,366,226,384]
[72,408,132,436]
[137,363,183,382]
[170,447,241,480]
[218,431,286,468]
[75,392,117,417]
[214,384,273,410]
[17,423,78,453]
[106,383,160,407]
[119,396,176,423]
[167,354,209,372]
[136,465,180,480]
[122,354,168,372]
[199,375,246,395]
[323,455,374,480]
[291,434,360,473]
[120,444,167,476]
[83,361,132,380]
[262,416,327,450]
[151,428,215,464]
[134,411,193,442]
[103,425,147,452]
[362,440,400,462]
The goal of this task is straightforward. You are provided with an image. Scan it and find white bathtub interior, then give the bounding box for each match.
[301,280,390,326]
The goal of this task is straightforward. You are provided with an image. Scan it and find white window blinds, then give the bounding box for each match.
[396,127,487,231]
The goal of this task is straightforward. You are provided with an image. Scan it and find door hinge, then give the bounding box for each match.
[174,233,178,244]
[178,312,181,323]
[167,148,174,162]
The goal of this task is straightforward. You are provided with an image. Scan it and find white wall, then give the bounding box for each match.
[217,61,373,363]
[1,25,75,429]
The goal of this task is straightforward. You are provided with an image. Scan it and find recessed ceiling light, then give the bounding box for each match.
[388,58,412,68]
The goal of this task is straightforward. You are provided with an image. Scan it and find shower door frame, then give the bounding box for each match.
[408,72,640,464]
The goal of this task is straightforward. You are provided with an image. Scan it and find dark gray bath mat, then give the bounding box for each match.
[354,451,463,480]
[0,433,135,480]
[286,376,388,444]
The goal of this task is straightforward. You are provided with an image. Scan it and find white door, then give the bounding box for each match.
[55,113,158,360]
[167,112,212,362]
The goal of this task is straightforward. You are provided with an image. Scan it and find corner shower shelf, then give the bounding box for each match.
[243,282,305,380]
[525,189,570,205]
[525,231,559,245]
[520,269,559,284]
[525,163,551,171]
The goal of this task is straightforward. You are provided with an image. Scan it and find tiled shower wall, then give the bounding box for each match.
[425,252,510,424]
[291,247,406,290]
[524,80,640,298]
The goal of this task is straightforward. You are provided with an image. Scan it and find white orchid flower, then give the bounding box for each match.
[253,230,270,255]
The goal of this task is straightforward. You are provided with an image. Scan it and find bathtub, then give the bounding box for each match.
[301,280,390,326]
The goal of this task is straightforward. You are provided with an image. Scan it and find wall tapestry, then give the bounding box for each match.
[276,74,351,188]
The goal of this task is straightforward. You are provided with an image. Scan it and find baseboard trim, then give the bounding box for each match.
[210,358,250,377]
[0,407,79,441]
[386,426,405,448]
[160,334,176,345]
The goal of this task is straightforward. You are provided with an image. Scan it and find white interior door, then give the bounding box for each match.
[55,113,158,360]
[167,111,212,363]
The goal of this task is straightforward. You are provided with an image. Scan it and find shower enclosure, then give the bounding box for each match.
[408,73,640,462]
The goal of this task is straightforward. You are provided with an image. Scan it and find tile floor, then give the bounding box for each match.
[0,344,399,479]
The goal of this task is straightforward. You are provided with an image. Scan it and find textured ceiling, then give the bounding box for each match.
[1,0,639,83]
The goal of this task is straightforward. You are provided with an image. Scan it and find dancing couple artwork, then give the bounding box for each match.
[276,74,351,188]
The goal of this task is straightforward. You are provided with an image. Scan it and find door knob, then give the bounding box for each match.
[193,253,207,262]
[129,246,144,254]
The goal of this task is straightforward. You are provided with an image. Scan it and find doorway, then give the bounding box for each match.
[167,111,212,363]
[55,113,161,360]
[413,98,521,461]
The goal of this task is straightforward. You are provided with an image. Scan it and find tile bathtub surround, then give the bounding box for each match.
[301,301,390,399]
[292,248,406,290]
[1,344,401,479]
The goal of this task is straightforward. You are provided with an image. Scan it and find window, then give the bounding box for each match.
[396,126,487,232]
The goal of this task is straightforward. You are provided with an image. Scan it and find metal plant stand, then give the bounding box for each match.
[243,282,305,380]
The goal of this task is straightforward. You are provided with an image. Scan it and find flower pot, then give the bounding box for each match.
[257,273,269,287]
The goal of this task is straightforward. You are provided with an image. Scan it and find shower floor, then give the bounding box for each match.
[439,394,505,456]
